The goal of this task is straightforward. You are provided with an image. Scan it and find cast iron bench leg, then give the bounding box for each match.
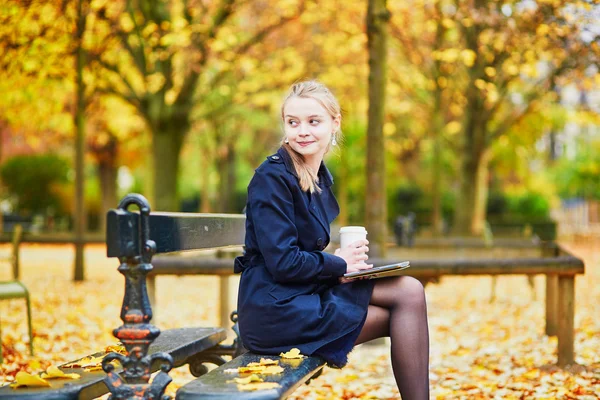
[545,275,558,336]
[557,275,575,367]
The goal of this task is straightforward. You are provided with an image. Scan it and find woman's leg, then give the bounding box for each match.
[355,276,430,400]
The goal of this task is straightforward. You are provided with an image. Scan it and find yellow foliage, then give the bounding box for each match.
[461,50,476,67]
[445,121,462,135]
[484,67,496,78]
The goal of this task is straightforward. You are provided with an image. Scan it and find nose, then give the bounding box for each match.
[299,122,310,136]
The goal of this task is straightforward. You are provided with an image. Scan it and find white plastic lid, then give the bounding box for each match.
[339,226,367,234]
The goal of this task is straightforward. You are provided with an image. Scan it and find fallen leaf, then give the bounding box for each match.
[40,365,80,380]
[280,348,304,359]
[234,374,263,384]
[238,365,267,374]
[10,371,51,388]
[262,365,284,375]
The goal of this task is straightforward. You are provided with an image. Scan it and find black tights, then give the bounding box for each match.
[355,276,430,399]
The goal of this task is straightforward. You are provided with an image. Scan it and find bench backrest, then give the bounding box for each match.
[106,210,246,257]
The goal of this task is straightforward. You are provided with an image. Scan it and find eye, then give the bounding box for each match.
[310,119,321,125]
[288,119,298,127]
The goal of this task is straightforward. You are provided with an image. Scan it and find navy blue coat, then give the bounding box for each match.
[235,147,374,367]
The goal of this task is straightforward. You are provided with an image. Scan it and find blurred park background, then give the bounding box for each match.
[1,0,600,398]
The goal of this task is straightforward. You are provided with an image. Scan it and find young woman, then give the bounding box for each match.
[234,80,430,399]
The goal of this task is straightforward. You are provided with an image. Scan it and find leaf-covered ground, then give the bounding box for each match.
[0,239,598,399]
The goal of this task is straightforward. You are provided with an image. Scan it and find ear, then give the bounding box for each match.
[333,113,341,132]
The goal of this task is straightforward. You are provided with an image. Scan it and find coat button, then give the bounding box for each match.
[271,155,280,160]
[316,238,323,248]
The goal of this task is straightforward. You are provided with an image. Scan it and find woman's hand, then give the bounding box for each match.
[334,239,373,282]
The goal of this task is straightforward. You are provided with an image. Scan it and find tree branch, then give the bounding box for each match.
[95,7,147,77]
[89,54,143,106]
[126,0,148,76]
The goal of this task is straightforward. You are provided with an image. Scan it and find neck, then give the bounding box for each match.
[304,155,322,174]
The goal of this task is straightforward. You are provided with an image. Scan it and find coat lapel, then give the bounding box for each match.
[278,146,333,242]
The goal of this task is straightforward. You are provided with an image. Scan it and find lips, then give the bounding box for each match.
[298,141,315,147]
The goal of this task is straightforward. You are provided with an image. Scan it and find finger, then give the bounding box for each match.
[350,239,368,248]
[355,253,369,261]
[354,245,369,254]
[334,248,341,255]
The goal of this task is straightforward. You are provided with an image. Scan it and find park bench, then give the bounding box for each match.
[1,193,325,399]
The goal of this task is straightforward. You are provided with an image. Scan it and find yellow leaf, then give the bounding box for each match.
[239,365,267,374]
[105,344,127,355]
[237,382,280,391]
[280,358,302,368]
[83,365,104,372]
[522,369,540,379]
[335,374,358,383]
[280,348,304,359]
[262,366,284,375]
[537,24,550,36]
[461,50,477,67]
[10,371,51,388]
[62,355,103,368]
[41,365,81,380]
[484,67,496,77]
[234,374,263,384]
[259,358,278,365]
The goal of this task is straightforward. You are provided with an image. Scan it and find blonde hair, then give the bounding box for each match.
[280,80,342,193]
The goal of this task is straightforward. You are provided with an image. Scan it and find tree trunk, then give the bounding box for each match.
[453,126,490,236]
[73,0,87,282]
[431,97,444,236]
[152,129,184,211]
[365,0,390,258]
[226,142,237,212]
[99,162,117,234]
[199,149,212,213]
[215,142,235,213]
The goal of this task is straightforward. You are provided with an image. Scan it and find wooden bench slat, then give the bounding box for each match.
[369,256,585,276]
[150,257,236,276]
[176,353,326,400]
[106,211,245,258]
[146,254,584,278]
[0,327,227,400]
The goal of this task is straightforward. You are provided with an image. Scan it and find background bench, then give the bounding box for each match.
[150,238,584,368]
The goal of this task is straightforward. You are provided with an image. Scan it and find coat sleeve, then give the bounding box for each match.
[248,168,347,284]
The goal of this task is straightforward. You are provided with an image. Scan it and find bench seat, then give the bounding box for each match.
[0,327,226,400]
[176,352,326,400]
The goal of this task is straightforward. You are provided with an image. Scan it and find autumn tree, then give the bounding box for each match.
[390,0,599,236]
[86,0,305,211]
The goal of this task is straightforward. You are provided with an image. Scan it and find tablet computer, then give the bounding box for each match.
[343,261,410,279]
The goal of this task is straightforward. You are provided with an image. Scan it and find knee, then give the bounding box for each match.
[394,276,427,310]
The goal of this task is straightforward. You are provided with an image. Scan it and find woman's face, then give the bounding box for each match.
[283,96,340,165]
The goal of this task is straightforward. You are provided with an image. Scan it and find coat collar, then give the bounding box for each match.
[276,147,334,187]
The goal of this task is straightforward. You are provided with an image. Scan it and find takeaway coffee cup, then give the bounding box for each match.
[339,226,368,251]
